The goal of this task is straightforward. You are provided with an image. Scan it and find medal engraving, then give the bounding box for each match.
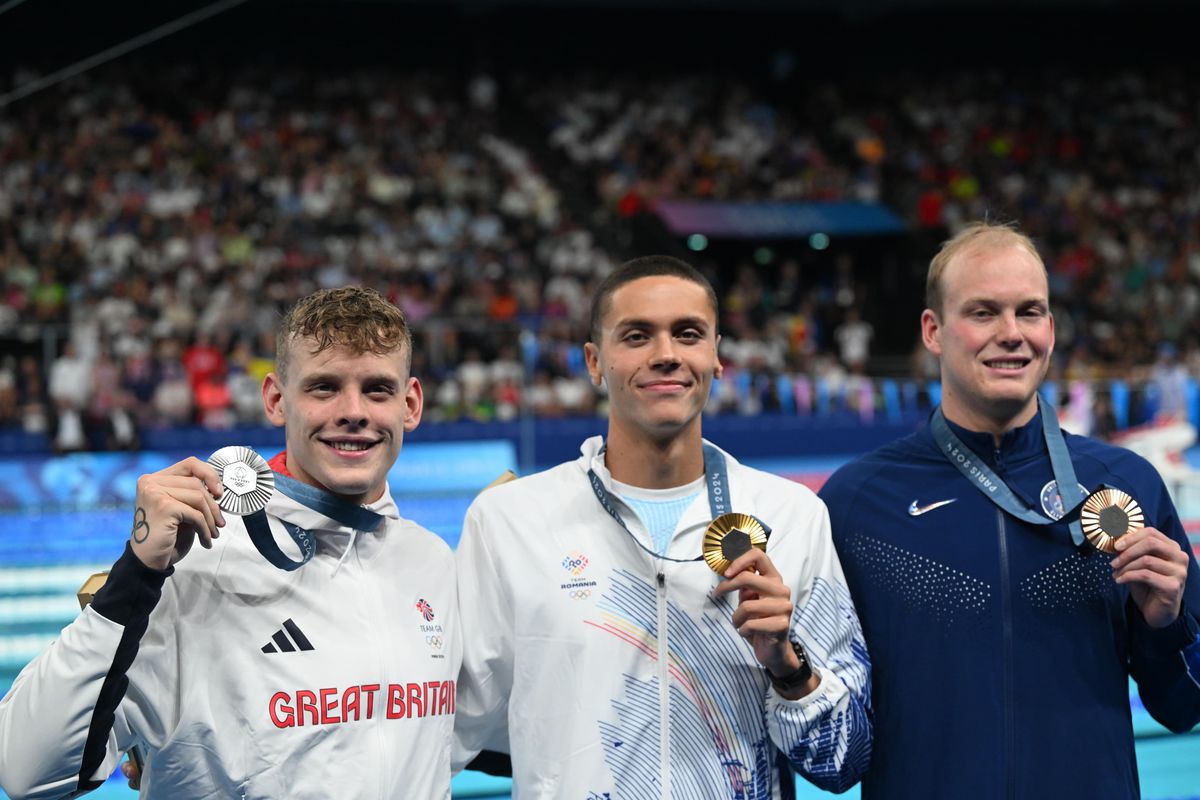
[1080,488,1143,553]
[703,512,769,575]
[208,446,275,516]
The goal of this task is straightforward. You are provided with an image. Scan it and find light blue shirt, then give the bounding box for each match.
[613,476,704,556]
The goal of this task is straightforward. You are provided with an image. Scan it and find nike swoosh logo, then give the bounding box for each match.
[908,499,958,516]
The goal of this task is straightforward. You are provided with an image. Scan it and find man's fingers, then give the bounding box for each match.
[736,616,793,638]
[1113,533,1186,568]
[168,486,222,544]
[1112,554,1187,581]
[159,456,224,498]
[120,760,141,789]
[1114,569,1182,595]
[170,498,216,549]
[731,598,794,629]
[714,570,789,600]
[723,549,781,581]
[157,475,227,529]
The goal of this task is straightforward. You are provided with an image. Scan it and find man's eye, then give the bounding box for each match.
[678,330,703,341]
[623,332,648,343]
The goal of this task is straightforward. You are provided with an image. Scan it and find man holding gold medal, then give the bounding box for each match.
[0,288,461,798]
[454,256,872,796]
[820,223,1200,799]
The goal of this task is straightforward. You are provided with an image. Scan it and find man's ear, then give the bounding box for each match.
[403,377,424,432]
[584,341,603,387]
[262,373,286,427]
[920,309,943,358]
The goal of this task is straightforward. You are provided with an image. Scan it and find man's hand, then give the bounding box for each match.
[130,457,226,571]
[120,758,141,790]
[1112,526,1191,629]
[713,549,820,698]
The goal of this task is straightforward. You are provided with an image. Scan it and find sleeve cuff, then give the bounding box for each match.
[1133,603,1200,658]
[89,542,173,626]
[767,664,837,710]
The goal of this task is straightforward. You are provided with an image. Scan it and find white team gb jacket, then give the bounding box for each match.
[0,484,461,800]
[454,437,872,798]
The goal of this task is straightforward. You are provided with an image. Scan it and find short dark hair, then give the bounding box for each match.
[588,256,719,343]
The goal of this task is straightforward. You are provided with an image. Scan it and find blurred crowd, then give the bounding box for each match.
[4,64,1200,451]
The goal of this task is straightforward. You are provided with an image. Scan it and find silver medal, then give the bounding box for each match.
[208,446,274,515]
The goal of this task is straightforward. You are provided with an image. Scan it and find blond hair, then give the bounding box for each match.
[926,222,1046,315]
[275,287,412,382]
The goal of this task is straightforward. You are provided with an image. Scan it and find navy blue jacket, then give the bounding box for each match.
[819,410,1200,800]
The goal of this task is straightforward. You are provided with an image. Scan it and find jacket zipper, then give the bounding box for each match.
[657,569,671,798]
[994,444,1015,800]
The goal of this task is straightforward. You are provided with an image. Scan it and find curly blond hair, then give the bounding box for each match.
[275,287,412,382]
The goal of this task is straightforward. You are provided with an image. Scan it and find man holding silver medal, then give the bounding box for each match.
[453,256,872,796]
[820,222,1200,799]
[0,287,461,798]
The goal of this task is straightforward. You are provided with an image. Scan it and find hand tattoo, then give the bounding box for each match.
[132,506,150,543]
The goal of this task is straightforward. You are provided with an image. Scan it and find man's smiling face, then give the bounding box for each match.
[585,275,721,443]
[263,339,422,504]
[922,242,1054,435]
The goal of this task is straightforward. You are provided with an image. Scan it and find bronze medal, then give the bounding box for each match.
[208,445,275,516]
[1079,487,1144,553]
[703,512,769,575]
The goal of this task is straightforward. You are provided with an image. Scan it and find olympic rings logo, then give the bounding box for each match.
[425,635,444,648]
[568,589,591,600]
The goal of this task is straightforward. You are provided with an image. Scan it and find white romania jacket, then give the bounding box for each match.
[453,437,872,798]
[0,484,461,800]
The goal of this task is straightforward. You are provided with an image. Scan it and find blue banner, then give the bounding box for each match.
[655,200,906,238]
[0,441,516,512]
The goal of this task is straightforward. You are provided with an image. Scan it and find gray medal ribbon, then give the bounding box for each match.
[244,473,385,571]
[587,442,770,563]
[930,395,1085,546]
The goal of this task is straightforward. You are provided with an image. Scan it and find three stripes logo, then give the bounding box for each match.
[261,618,315,654]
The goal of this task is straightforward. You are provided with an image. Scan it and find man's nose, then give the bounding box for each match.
[996,313,1023,345]
[336,390,369,426]
[649,333,680,366]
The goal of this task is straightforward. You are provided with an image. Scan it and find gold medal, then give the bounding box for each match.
[1079,487,1144,553]
[703,512,768,575]
[208,446,275,516]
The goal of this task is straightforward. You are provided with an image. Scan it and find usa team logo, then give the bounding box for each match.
[562,552,589,577]
[1039,480,1090,520]
[415,598,435,622]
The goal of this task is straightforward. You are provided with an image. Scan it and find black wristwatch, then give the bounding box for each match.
[768,639,813,693]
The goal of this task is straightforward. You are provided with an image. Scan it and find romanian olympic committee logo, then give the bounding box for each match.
[561,552,589,577]
[415,598,436,622]
[569,589,591,601]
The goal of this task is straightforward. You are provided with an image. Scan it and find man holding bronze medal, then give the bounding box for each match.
[454,257,872,796]
[0,288,461,799]
[820,222,1200,799]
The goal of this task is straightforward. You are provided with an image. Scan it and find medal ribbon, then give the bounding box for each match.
[930,395,1085,546]
[587,442,770,563]
[244,473,386,571]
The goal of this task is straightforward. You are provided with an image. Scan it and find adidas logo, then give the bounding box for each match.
[261,618,315,654]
